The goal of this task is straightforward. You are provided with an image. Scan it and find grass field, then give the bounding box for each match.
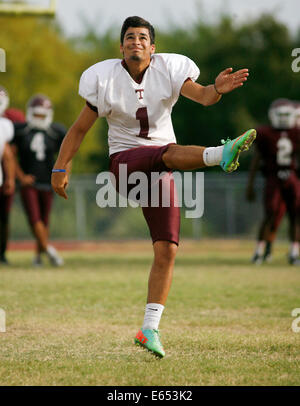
[0,239,300,386]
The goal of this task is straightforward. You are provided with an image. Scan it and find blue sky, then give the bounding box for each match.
[55,0,300,37]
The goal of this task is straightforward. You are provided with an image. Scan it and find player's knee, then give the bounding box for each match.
[162,145,176,169]
[162,151,171,168]
[154,242,178,267]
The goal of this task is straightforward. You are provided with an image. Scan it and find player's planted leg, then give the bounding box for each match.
[47,245,64,267]
[134,241,177,358]
[32,221,64,266]
[263,241,273,262]
[0,221,10,264]
[288,242,300,265]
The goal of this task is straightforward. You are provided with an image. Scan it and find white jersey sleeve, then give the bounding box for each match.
[79,59,121,116]
[78,65,99,109]
[160,53,200,101]
[0,117,14,143]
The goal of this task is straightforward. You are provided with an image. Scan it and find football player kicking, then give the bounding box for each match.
[246,98,300,265]
[52,16,256,358]
[0,86,16,264]
[11,94,68,267]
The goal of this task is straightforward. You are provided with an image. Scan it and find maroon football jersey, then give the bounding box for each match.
[255,125,300,177]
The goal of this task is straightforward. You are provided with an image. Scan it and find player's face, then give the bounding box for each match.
[269,105,296,129]
[120,27,155,63]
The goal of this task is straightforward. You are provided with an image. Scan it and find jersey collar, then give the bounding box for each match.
[121,59,151,85]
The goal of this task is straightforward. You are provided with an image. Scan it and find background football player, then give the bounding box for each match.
[4,107,26,124]
[0,85,17,265]
[246,98,300,264]
[294,100,300,129]
[12,94,68,266]
[253,99,300,262]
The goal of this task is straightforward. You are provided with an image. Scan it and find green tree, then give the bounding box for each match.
[0,16,105,173]
[154,14,300,169]
[72,12,300,170]
[2,12,299,173]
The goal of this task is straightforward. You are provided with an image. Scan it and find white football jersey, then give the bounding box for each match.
[79,53,200,155]
[0,116,14,186]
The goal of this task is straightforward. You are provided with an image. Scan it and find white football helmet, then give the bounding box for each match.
[268,98,296,129]
[0,85,9,116]
[26,94,53,130]
[293,101,300,129]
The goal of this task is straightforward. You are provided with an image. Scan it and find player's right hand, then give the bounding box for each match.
[51,172,68,199]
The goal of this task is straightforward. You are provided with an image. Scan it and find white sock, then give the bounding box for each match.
[290,242,299,258]
[47,245,57,258]
[255,241,266,256]
[142,303,164,330]
[203,146,224,166]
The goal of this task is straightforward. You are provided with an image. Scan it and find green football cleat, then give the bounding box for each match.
[220,129,256,173]
[134,328,165,358]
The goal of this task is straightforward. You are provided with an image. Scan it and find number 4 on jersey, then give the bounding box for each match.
[30,132,46,161]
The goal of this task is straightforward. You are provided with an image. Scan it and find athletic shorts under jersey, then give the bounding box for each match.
[20,186,53,226]
[79,53,200,155]
[12,122,66,189]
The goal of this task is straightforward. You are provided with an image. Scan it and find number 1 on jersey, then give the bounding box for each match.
[136,107,151,139]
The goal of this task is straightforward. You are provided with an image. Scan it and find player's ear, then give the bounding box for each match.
[150,44,155,54]
[120,43,124,55]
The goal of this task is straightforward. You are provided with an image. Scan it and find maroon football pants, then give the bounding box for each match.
[0,187,14,256]
[20,186,53,227]
[261,173,300,241]
[109,144,180,245]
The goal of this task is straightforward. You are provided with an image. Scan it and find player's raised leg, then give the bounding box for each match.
[285,187,300,265]
[20,187,63,266]
[162,129,256,172]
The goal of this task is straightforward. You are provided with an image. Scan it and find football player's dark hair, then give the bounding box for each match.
[120,16,155,45]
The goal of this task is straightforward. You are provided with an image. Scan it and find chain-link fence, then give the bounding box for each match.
[9,172,290,241]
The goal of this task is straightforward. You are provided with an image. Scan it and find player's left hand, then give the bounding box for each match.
[51,172,69,200]
[215,68,249,94]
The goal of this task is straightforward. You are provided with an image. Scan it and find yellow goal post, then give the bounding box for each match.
[0,0,56,17]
